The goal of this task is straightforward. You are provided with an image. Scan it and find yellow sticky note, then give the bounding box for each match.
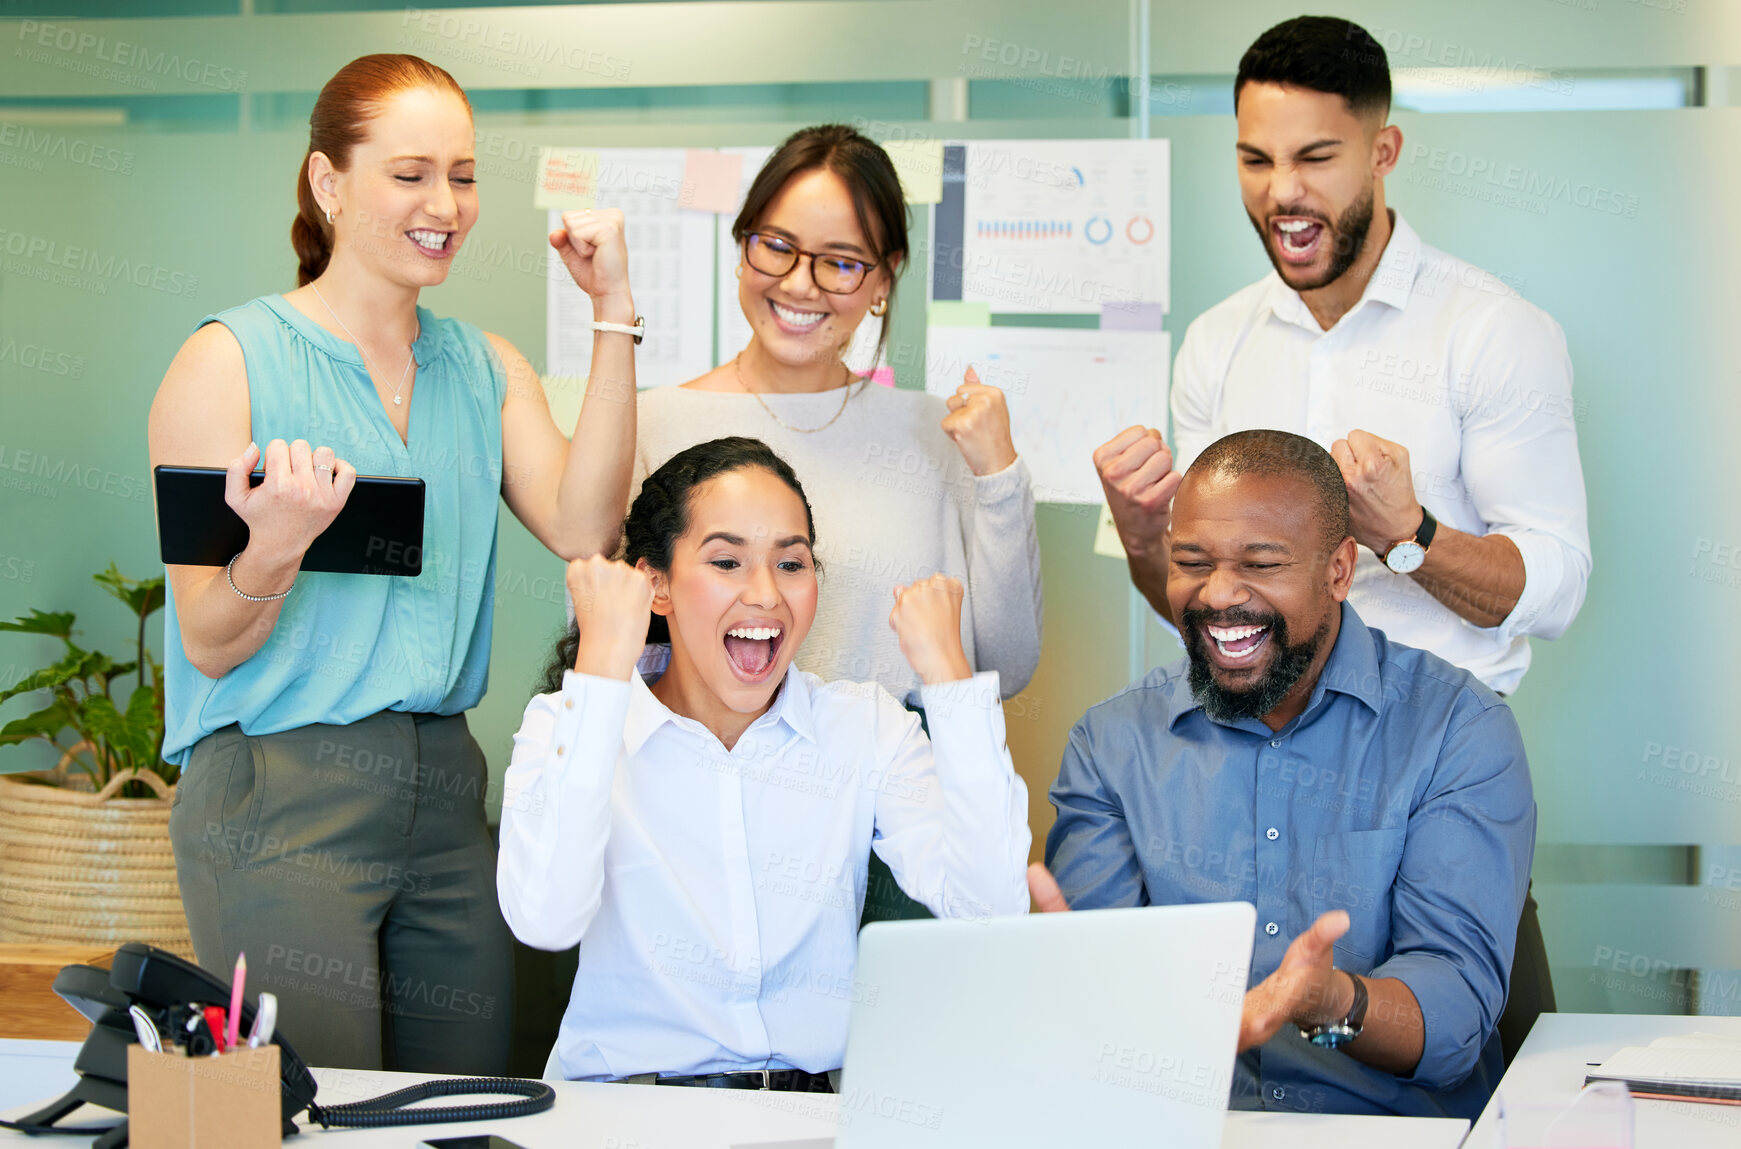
[1092,504,1128,559]
[535,147,599,211]
[881,139,944,204]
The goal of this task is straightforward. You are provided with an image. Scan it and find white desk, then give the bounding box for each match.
[1469,1013,1741,1149]
[0,1040,1466,1148]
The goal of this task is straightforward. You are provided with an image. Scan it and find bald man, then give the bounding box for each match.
[1041,429,1533,1120]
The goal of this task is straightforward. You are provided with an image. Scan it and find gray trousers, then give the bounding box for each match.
[168,711,513,1074]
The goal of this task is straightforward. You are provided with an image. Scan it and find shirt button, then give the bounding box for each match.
[565,698,573,710]
[1265,922,1279,936]
[1266,827,1279,841]
[1272,1086,1286,1101]
[1270,739,1282,748]
[556,745,565,756]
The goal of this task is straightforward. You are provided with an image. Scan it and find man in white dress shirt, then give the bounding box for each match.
[1096,15,1590,697]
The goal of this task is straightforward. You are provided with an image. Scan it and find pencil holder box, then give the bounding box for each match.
[127,1043,283,1149]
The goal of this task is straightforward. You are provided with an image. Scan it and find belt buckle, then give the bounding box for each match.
[751,1069,770,1090]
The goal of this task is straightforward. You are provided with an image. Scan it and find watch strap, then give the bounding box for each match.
[1343,969,1368,1030]
[591,317,645,345]
[1414,506,1438,551]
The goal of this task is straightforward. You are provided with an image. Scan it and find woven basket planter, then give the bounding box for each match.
[0,757,194,959]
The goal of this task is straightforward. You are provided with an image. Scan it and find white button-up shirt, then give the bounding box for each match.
[497,648,1031,1080]
[1171,214,1591,694]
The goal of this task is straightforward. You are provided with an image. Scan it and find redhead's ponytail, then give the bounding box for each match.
[291,153,331,287]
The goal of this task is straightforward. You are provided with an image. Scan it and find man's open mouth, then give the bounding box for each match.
[1272,217,1325,263]
[1205,622,1271,665]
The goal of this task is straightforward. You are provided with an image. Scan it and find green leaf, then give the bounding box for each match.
[93,565,165,618]
[0,698,76,746]
[0,666,76,705]
[121,685,163,761]
[0,609,75,638]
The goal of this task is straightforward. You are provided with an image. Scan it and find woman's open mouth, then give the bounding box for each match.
[769,299,827,335]
[408,228,454,259]
[724,623,784,684]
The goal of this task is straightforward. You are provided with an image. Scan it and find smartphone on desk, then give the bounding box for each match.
[423,1138,533,1149]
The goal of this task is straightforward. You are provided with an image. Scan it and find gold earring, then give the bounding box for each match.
[735,264,743,279]
[870,299,888,317]
[325,207,335,225]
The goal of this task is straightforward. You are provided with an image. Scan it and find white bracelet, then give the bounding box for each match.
[590,317,645,345]
[227,553,294,603]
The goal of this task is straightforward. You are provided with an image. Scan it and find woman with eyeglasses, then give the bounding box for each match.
[618,124,1042,712]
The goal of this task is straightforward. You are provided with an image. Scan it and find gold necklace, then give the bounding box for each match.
[311,283,416,406]
[732,354,859,434]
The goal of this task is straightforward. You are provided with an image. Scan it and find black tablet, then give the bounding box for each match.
[154,465,425,576]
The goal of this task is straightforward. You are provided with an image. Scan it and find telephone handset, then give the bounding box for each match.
[9,942,553,1147]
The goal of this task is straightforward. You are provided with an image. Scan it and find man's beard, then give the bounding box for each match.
[1182,608,1328,724]
[1249,185,1376,292]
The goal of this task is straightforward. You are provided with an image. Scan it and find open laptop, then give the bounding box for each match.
[807,902,1256,1149]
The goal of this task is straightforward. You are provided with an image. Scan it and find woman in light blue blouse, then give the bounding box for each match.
[148,54,637,1073]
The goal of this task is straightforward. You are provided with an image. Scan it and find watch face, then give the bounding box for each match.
[1308,1024,1358,1049]
[1385,541,1426,574]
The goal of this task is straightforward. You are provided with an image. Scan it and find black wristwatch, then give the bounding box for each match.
[1299,969,1367,1049]
[1382,507,1438,574]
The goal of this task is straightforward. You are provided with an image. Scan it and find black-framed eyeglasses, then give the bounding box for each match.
[743,232,878,295]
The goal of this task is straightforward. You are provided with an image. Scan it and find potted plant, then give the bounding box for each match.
[0,563,193,956]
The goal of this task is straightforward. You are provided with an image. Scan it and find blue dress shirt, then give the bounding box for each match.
[1045,602,1534,1119]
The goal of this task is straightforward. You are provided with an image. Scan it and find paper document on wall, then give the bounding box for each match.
[546,149,714,403]
[957,139,1169,315]
[925,326,1167,504]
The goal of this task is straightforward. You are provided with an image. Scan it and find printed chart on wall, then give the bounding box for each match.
[938,138,1169,315]
[930,139,1170,504]
[926,326,1168,504]
[543,148,714,398]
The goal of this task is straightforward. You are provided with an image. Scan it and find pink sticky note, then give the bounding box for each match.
[682,150,745,214]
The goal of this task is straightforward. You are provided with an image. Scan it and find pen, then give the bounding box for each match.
[226,952,246,1052]
[247,992,277,1048]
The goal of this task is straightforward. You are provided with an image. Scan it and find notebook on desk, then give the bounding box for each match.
[1584,1032,1741,1103]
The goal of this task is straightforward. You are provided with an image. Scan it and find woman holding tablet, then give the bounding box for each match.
[626,125,1043,703]
[148,54,637,1073]
[499,437,1030,1086]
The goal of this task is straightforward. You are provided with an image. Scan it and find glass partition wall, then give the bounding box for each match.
[3,0,1738,1020]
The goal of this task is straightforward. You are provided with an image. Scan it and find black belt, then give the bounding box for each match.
[617,1069,835,1092]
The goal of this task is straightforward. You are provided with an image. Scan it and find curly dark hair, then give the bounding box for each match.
[536,437,819,694]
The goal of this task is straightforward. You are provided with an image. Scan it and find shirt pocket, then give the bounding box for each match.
[1311,827,1405,969]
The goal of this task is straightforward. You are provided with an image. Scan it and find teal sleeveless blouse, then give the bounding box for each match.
[162,295,506,766]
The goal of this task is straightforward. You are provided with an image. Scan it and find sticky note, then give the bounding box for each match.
[1093,504,1128,559]
[681,149,744,214]
[1100,301,1166,331]
[881,139,944,204]
[535,147,599,211]
[928,301,991,327]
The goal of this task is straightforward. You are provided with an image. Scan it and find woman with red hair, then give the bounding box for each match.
[149,54,637,1072]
